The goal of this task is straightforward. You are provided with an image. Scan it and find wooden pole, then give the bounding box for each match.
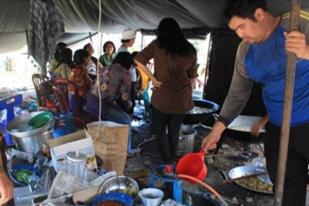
[273,0,301,205]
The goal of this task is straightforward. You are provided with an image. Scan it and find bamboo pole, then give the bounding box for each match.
[273,0,301,205]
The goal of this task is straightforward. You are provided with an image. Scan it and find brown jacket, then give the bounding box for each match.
[135,40,197,114]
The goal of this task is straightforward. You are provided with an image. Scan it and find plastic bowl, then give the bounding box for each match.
[92,192,134,206]
[138,188,164,206]
[10,164,41,186]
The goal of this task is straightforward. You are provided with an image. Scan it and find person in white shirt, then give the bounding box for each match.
[117,28,138,114]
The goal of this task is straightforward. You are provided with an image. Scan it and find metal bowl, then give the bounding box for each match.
[99,176,139,197]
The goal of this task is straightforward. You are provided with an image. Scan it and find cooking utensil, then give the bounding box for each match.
[223,171,267,184]
[66,151,87,180]
[98,176,139,197]
[7,111,54,154]
[227,115,266,133]
[176,150,207,181]
[226,165,273,195]
[183,99,219,124]
[177,124,196,156]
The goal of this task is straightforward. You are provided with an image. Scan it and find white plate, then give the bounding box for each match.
[227,115,266,133]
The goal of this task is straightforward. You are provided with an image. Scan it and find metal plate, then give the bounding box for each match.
[227,165,273,195]
[228,115,266,133]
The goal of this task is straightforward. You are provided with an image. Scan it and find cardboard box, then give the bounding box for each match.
[48,130,97,171]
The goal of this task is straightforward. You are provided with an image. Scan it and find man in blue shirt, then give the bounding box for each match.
[202,1,309,205]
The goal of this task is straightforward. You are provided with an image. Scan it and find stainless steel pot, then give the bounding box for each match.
[7,111,54,154]
[177,124,196,156]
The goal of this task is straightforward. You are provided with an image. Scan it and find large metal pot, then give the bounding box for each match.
[183,99,219,124]
[7,111,54,154]
[177,125,196,156]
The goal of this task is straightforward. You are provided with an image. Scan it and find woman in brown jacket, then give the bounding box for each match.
[135,18,197,163]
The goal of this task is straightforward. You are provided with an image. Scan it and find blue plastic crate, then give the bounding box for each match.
[0,94,22,145]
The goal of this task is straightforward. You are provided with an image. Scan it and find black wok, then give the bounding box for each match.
[183,99,219,125]
[224,115,266,143]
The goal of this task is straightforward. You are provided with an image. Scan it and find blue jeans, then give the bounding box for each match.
[105,106,133,153]
[85,94,133,153]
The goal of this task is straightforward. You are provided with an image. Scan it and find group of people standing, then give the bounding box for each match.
[202,1,309,206]
[46,19,197,159]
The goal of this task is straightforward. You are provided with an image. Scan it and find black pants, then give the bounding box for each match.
[151,106,184,163]
[264,122,309,206]
[129,82,137,114]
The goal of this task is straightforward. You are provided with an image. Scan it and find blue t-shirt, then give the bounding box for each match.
[244,25,309,126]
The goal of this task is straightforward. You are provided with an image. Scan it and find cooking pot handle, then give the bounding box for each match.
[219,170,229,181]
[211,113,219,121]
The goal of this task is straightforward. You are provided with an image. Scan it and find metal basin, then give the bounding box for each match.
[227,165,273,195]
[7,111,54,154]
[99,176,139,197]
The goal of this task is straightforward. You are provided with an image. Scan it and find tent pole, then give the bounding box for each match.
[89,32,93,44]
[273,0,301,205]
[141,30,144,50]
[203,33,212,98]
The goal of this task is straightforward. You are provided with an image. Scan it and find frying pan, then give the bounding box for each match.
[225,115,266,143]
[227,115,266,133]
[226,165,273,195]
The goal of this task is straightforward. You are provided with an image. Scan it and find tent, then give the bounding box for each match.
[0,0,308,110]
[2,0,308,60]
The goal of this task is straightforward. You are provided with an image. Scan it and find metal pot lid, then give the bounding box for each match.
[66,151,87,162]
[227,115,266,133]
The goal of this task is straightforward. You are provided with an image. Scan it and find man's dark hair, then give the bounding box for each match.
[73,49,89,66]
[121,39,131,44]
[113,52,134,70]
[224,0,267,23]
[56,42,67,51]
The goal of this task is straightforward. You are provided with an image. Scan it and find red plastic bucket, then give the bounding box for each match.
[176,151,207,181]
